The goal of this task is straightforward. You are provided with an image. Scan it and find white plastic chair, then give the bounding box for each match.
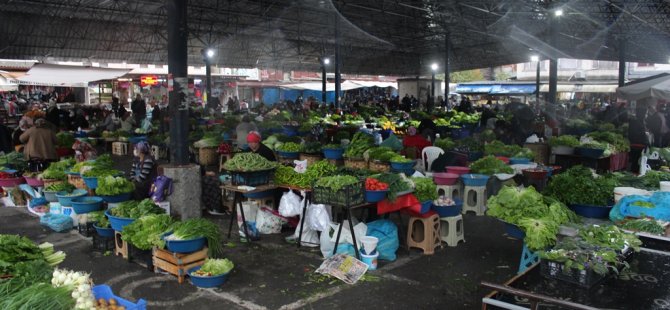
[421,146,445,175]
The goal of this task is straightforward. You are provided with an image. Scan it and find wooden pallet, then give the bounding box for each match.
[153,247,208,284]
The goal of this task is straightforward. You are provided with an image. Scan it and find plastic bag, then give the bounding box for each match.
[40,213,73,232]
[279,191,302,217]
[320,223,357,258]
[330,221,367,249]
[237,201,260,240]
[365,220,399,261]
[256,207,287,234]
[293,215,319,247]
[380,133,403,151]
[307,204,332,232]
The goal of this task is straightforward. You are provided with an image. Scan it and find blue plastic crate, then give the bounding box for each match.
[92,285,146,310]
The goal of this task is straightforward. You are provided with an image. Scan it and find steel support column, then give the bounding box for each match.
[334,19,341,109]
[548,15,558,105]
[618,38,626,87]
[167,0,189,164]
[444,33,450,98]
[322,61,327,104]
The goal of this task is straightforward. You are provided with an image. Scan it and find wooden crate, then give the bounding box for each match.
[199,147,218,166]
[344,158,368,169]
[327,159,344,166]
[368,160,390,172]
[112,142,128,156]
[153,247,208,284]
[42,179,64,188]
[114,231,129,259]
[299,153,323,166]
[67,174,86,189]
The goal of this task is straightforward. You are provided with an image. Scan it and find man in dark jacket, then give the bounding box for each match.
[131,94,146,126]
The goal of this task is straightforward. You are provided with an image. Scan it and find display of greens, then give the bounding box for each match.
[167,218,223,257]
[301,142,322,154]
[484,140,534,159]
[109,199,165,219]
[40,158,76,180]
[612,170,670,191]
[469,156,514,175]
[370,172,413,201]
[273,160,337,188]
[0,152,27,172]
[619,218,667,235]
[434,137,456,151]
[344,132,374,159]
[314,175,360,191]
[366,146,397,162]
[122,214,175,250]
[411,177,438,202]
[549,135,580,147]
[95,176,135,196]
[322,144,342,150]
[44,183,75,193]
[544,166,617,206]
[88,211,110,228]
[80,167,120,178]
[487,186,579,251]
[454,137,484,153]
[192,258,235,277]
[389,154,413,163]
[586,131,630,152]
[277,142,302,152]
[0,235,66,276]
[55,132,75,148]
[0,282,74,310]
[223,153,278,171]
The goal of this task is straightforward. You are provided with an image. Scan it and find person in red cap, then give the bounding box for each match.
[246,131,276,161]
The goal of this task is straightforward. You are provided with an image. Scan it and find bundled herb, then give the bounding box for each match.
[344,132,374,159]
[469,155,513,175]
[619,218,666,235]
[549,135,580,147]
[544,166,617,206]
[0,282,74,310]
[44,183,75,193]
[167,219,223,257]
[122,214,175,250]
[314,175,359,191]
[109,199,165,219]
[411,177,438,202]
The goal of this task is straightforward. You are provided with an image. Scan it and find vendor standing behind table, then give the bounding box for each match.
[12,118,30,152]
[129,141,156,199]
[246,131,276,162]
[19,118,57,161]
[235,115,258,150]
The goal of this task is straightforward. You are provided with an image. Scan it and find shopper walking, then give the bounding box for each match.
[19,118,58,162]
[131,94,147,127]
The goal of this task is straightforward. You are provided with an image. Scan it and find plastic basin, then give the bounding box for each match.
[568,204,612,219]
[43,190,59,202]
[446,166,470,176]
[277,151,300,159]
[164,233,207,253]
[55,189,88,206]
[390,161,415,171]
[92,285,146,310]
[128,136,147,144]
[98,192,132,203]
[365,190,388,203]
[188,266,231,288]
[461,174,489,186]
[433,172,459,185]
[82,176,98,189]
[432,199,463,217]
[419,201,432,214]
[323,148,344,160]
[105,209,135,232]
[505,222,525,239]
[0,177,25,187]
[509,157,531,165]
[71,196,104,214]
[94,225,115,238]
[25,176,44,187]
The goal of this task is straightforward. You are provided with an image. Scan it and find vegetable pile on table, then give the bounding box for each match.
[365,178,389,191]
[314,175,360,191]
[411,177,438,202]
[544,165,617,206]
[368,173,413,201]
[273,160,337,188]
[109,199,165,219]
[469,155,514,175]
[121,214,175,250]
[191,258,234,277]
[95,176,135,196]
[40,158,76,180]
[223,153,278,171]
[366,147,397,162]
[344,132,374,159]
[276,142,301,152]
[549,135,580,147]
[487,186,579,251]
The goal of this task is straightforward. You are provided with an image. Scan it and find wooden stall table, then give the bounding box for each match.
[220,183,277,242]
[553,152,628,173]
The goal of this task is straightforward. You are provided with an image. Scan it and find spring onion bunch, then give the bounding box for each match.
[51,268,96,310]
[167,219,223,257]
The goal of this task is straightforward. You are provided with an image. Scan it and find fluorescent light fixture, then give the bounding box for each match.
[323,58,330,65]
[554,9,563,16]
[530,55,539,62]
[206,49,215,58]
[431,63,438,71]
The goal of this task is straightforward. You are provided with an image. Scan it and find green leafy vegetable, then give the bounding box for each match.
[544,166,617,206]
[109,199,165,219]
[223,153,278,171]
[277,142,302,152]
[314,175,359,191]
[122,214,175,250]
[44,183,75,193]
[95,176,135,196]
[193,258,235,276]
[168,219,223,257]
[619,218,666,235]
[344,132,374,159]
[549,135,580,147]
[411,177,438,202]
[469,155,513,175]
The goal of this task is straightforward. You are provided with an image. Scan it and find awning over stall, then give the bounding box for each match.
[539,84,618,93]
[616,74,670,101]
[16,64,131,87]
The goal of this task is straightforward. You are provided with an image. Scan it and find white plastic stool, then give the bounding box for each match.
[436,184,462,200]
[439,215,465,247]
[462,185,487,215]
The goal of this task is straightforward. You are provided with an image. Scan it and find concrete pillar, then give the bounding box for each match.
[162,164,202,220]
[618,38,626,87]
[167,0,189,164]
[444,33,450,96]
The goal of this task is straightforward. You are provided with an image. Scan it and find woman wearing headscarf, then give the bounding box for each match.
[235,115,258,150]
[246,131,275,161]
[402,126,432,159]
[20,118,58,161]
[129,141,156,199]
[12,118,31,152]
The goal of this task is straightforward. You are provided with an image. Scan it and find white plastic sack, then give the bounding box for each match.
[278,191,302,217]
[330,221,367,249]
[236,201,260,238]
[256,207,287,234]
[293,215,319,247]
[293,159,307,173]
[320,223,336,258]
[307,204,332,232]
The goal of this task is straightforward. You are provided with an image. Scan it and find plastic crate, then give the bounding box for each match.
[229,169,274,186]
[92,285,146,310]
[92,234,115,252]
[77,222,96,237]
[539,260,607,288]
[312,179,364,207]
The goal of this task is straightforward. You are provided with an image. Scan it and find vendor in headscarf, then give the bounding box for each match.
[402,126,432,159]
[246,131,276,161]
[130,141,156,199]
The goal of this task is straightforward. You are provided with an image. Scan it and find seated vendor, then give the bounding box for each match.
[129,141,156,199]
[402,126,432,159]
[246,131,276,162]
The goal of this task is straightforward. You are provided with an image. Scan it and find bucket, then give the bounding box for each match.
[661,182,670,192]
[360,236,379,254]
[360,252,379,270]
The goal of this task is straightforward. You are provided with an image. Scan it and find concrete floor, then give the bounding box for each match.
[1,152,524,309]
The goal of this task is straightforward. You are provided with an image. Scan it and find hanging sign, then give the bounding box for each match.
[140,75,159,87]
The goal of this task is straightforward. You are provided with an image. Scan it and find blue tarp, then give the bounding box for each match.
[455,84,493,94]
